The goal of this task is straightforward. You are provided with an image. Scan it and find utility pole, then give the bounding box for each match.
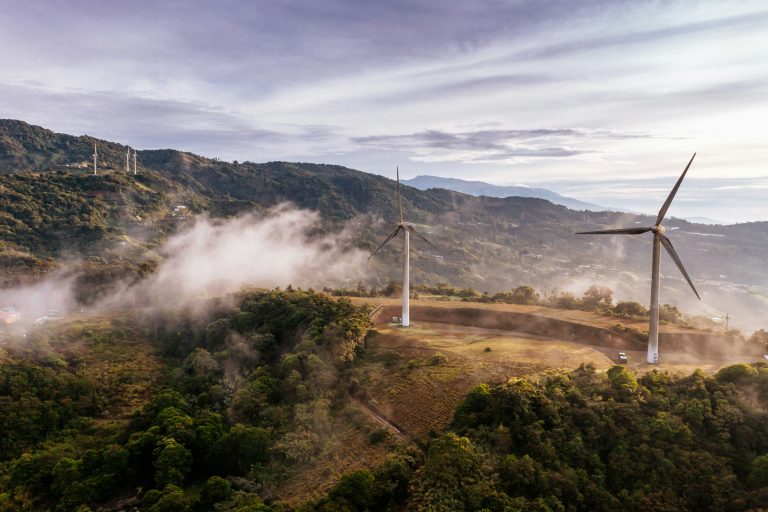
[93,143,98,175]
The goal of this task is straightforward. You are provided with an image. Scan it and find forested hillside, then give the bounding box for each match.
[3,289,768,510]
[304,363,768,512]
[2,119,768,328]
[0,290,375,511]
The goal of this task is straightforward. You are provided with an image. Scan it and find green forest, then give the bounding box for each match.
[1,289,768,511]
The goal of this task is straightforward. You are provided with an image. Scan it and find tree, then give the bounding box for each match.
[149,485,191,512]
[408,433,489,511]
[613,301,648,317]
[659,304,682,324]
[154,438,192,488]
[748,454,768,488]
[749,329,768,348]
[582,285,613,310]
[199,476,232,509]
[328,470,375,511]
[554,292,578,309]
[383,280,402,298]
[513,285,540,305]
[207,424,271,476]
[607,366,638,395]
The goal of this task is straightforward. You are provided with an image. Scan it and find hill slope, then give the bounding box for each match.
[1,119,768,329]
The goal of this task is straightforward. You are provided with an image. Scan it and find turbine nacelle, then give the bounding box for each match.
[370,168,436,258]
[652,225,666,235]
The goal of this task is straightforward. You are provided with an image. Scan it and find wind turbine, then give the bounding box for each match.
[370,168,434,327]
[576,153,700,364]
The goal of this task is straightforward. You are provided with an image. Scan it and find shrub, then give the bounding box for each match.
[199,476,232,509]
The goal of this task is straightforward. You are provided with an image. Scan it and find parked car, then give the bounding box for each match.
[617,352,628,364]
[0,306,20,324]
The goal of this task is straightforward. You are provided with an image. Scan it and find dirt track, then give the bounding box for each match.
[354,298,764,362]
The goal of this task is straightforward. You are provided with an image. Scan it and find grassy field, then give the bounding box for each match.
[348,297,765,448]
[355,297,703,334]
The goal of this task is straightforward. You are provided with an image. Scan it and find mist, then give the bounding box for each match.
[0,268,79,322]
[0,205,369,320]
[127,204,368,307]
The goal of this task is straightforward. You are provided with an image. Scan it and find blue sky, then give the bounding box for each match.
[1,0,767,221]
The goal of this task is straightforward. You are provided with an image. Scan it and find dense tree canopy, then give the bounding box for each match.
[445,364,768,511]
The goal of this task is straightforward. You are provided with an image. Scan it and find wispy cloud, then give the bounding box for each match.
[352,128,650,164]
[0,81,340,160]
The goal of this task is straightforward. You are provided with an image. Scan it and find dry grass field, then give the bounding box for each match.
[348,297,765,447]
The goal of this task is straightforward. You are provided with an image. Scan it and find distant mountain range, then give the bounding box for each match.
[402,175,610,212]
[401,175,732,224]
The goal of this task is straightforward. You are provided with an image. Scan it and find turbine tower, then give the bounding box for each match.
[93,143,98,175]
[576,153,700,364]
[126,149,130,173]
[370,168,434,327]
[133,150,138,175]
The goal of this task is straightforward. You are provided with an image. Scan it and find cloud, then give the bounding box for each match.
[371,74,556,104]
[0,81,341,160]
[0,268,79,321]
[0,205,368,318]
[513,7,768,62]
[352,128,650,164]
[131,205,367,304]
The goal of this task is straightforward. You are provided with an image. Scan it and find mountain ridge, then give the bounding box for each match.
[402,174,610,211]
[1,119,767,329]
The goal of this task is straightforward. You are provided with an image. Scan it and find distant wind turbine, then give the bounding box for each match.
[93,143,98,175]
[370,168,435,327]
[576,153,700,364]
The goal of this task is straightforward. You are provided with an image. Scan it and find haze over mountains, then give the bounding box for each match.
[402,175,607,211]
[1,119,767,329]
[402,175,736,225]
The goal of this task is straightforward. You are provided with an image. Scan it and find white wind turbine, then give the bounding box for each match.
[370,168,435,327]
[576,153,700,364]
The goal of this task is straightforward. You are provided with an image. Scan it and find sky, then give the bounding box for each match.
[1,0,767,222]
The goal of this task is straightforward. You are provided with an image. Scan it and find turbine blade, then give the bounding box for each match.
[575,227,652,235]
[369,226,403,258]
[659,234,700,300]
[406,225,436,249]
[396,166,403,224]
[656,153,696,225]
